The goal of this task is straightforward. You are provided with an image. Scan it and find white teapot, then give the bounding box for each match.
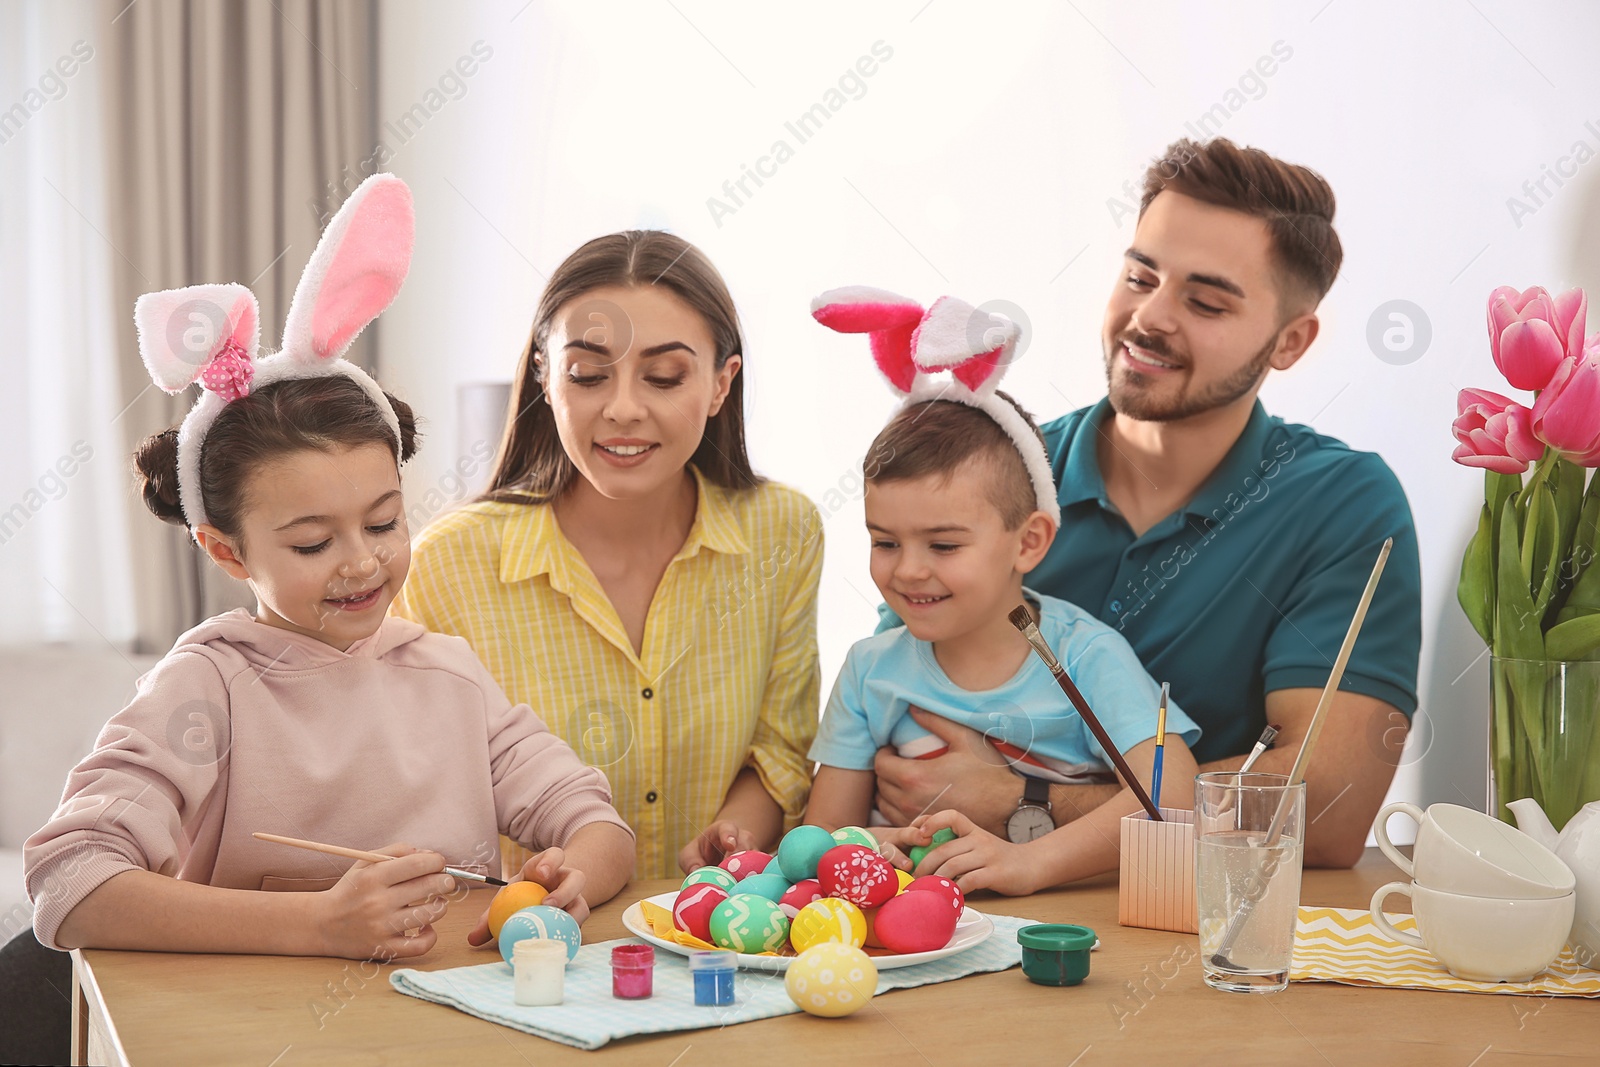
[1509,798,1600,968]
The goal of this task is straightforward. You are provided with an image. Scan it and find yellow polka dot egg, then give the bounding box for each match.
[785,942,878,1017]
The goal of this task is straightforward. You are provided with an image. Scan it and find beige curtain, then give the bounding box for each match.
[100,0,377,652]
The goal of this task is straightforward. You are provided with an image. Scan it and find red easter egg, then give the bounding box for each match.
[719,850,774,878]
[874,888,960,954]
[673,883,728,942]
[779,878,823,918]
[904,874,965,917]
[817,844,897,908]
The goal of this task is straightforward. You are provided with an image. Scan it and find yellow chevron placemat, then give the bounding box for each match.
[1290,906,1600,995]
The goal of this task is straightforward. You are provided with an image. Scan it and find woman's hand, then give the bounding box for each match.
[467,847,591,947]
[314,843,458,961]
[910,811,1044,897]
[678,820,757,874]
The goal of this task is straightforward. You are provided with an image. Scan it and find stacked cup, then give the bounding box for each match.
[1369,802,1576,982]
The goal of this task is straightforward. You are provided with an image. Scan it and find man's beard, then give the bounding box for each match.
[1103,329,1276,422]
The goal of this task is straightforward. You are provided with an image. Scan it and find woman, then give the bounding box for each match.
[393,231,821,879]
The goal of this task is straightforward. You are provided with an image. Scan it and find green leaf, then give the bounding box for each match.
[1545,615,1600,661]
[1555,457,1585,558]
[1458,503,1496,645]
[1496,499,1545,660]
[1487,468,1521,520]
[1533,486,1564,617]
[1556,556,1600,625]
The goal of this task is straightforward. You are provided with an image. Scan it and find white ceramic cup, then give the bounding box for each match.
[1369,880,1574,982]
[1374,802,1574,899]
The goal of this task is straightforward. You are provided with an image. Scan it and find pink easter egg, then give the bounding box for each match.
[719,849,774,878]
[817,844,897,909]
[874,888,960,954]
[673,883,728,942]
[779,878,824,919]
[904,874,965,916]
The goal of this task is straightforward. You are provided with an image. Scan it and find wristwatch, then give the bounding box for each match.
[1006,776,1054,843]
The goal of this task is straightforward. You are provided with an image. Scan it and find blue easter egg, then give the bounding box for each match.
[498,904,583,963]
[777,824,837,883]
[733,871,791,902]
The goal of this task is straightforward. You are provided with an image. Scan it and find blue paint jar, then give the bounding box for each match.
[689,949,736,1006]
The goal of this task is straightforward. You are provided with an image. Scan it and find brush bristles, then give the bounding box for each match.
[1007,604,1035,632]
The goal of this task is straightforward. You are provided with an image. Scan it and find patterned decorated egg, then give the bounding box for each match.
[779,878,823,919]
[673,883,729,942]
[908,827,957,869]
[732,871,790,901]
[817,844,897,908]
[776,824,836,883]
[830,826,878,850]
[894,868,915,894]
[873,889,959,954]
[709,895,790,953]
[904,874,965,916]
[790,898,867,952]
[720,850,774,878]
[497,904,582,963]
[682,865,737,893]
[785,943,878,1017]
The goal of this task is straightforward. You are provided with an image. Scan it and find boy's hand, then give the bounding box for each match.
[868,824,929,872]
[316,843,457,961]
[911,811,1043,897]
[466,847,590,947]
[678,820,757,874]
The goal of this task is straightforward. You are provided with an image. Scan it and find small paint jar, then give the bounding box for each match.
[611,944,655,999]
[1017,924,1096,986]
[512,937,567,1006]
[689,949,737,1006]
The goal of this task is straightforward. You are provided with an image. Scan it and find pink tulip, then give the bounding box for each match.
[1487,286,1576,391]
[1453,388,1544,474]
[1531,337,1600,466]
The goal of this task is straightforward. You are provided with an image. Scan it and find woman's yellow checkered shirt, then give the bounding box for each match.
[392,468,821,878]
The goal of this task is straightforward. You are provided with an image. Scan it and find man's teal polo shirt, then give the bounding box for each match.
[1033,398,1421,763]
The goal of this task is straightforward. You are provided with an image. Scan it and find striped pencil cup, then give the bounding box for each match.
[1118,808,1198,934]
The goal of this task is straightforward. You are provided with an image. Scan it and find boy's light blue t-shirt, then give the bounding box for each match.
[810,592,1200,778]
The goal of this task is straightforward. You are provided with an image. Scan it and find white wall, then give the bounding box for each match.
[375,0,1600,824]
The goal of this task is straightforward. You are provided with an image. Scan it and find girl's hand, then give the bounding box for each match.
[466,847,590,947]
[911,811,1043,897]
[315,843,457,961]
[678,820,756,874]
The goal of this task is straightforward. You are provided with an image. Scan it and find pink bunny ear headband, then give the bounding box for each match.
[811,286,1061,527]
[133,173,415,539]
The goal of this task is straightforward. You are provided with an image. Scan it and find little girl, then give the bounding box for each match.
[23,175,633,962]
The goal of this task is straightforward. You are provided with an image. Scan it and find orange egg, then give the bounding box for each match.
[487,880,549,937]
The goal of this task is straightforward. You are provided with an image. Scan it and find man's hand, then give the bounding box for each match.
[872,707,1018,833]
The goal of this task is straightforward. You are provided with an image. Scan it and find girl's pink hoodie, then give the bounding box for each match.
[24,609,633,948]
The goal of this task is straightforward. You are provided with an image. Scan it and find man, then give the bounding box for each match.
[875,137,1421,868]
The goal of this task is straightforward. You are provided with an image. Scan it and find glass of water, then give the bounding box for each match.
[1195,771,1306,993]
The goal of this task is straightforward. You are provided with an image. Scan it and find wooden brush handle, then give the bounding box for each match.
[1051,667,1163,821]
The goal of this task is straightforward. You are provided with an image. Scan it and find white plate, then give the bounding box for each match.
[621,891,994,973]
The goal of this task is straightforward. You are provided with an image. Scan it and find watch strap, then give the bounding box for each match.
[1021,775,1051,808]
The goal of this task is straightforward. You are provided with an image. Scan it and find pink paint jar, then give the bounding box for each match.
[611,944,655,999]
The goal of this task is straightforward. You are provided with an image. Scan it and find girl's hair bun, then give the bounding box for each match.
[132,427,188,527]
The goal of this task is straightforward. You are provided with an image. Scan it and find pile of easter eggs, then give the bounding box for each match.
[672,825,965,958]
[488,880,584,964]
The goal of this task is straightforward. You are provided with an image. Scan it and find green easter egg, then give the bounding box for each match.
[733,871,790,902]
[682,866,737,892]
[777,825,836,882]
[831,826,878,850]
[909,828,957,868]
[709,895,790,954]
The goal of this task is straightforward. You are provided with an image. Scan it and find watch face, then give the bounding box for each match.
[1007,805,1054,843]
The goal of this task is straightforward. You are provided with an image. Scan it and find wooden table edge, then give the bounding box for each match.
[72,946,130,1067]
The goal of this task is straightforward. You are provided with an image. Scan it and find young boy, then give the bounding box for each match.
[805,391,1201,895]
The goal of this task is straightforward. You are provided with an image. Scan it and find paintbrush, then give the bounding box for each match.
[1149,682,1170,814]
[1207,537,1392,972]
[1008,604,1162,821]
[1239,723,1279,774]
[253,832,508,886]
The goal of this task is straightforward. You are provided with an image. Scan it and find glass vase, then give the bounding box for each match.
[1489,656,1600,832]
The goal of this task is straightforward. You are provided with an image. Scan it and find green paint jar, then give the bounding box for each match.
[1017,924,1096,986]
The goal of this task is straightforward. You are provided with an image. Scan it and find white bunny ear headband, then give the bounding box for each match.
[134,173,415,539]
[811,286,1060,527]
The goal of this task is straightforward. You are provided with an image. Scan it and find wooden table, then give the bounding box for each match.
[71,849,1597,1066]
